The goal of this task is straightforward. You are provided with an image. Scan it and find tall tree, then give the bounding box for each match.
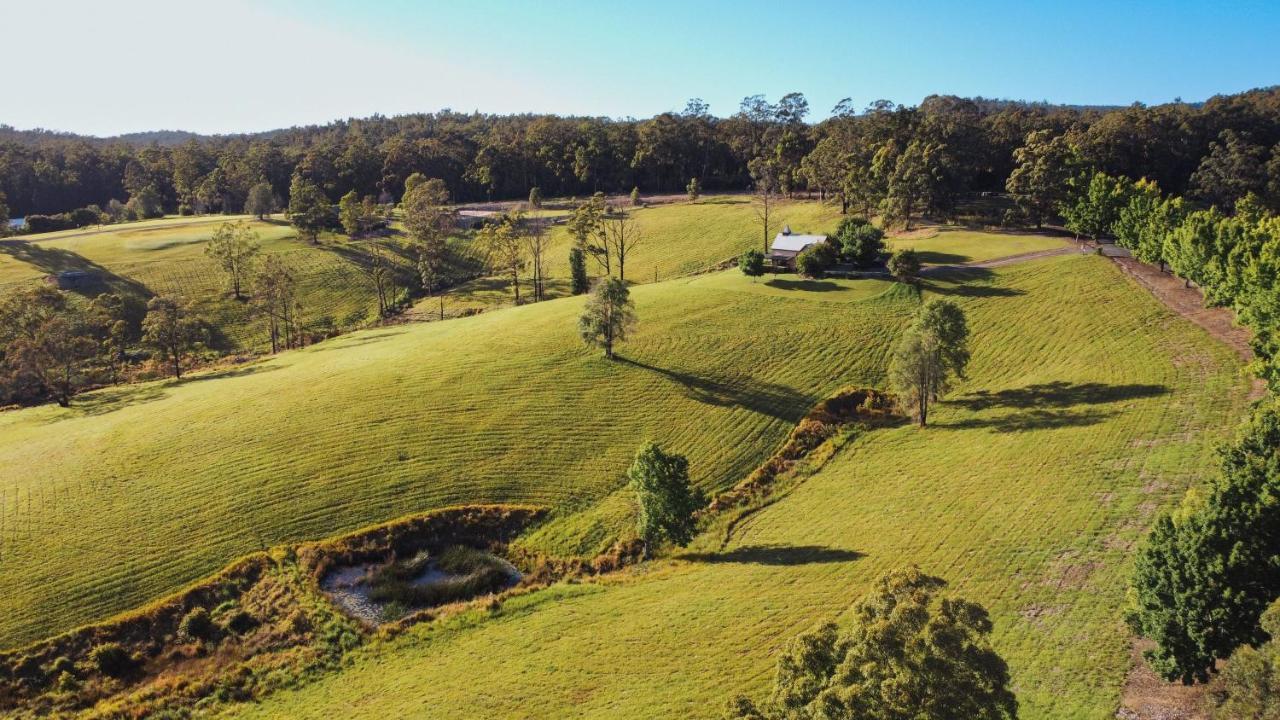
[253,254,301,352]
[402,177,454,313]
[243,181,277,220]
[567,192,609,276]
[578,277,635,359]
[204,220,260,300]
[479,212,525,303]
[89,292,130,385]
[1129,404,1280,684]
[880,139,947,230]
[569,247,590,295]
[750,157,779,254]
[523,217,551,302]
[1189,130,1269,212]
[889,299,970,427]
[627,441,703,555]
[141,296,203,379]
[727,567,1017,720]
[338,189,362,236]
[1061,171,1130,241]
[1006,129,1076,228]
[603,211,644,283]
[287,176,331,244]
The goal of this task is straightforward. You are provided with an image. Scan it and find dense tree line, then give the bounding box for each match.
[1078,148,1280,713]
[4,88,1280,225]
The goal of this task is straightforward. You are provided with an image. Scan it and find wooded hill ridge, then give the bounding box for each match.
[2,88,1278,218]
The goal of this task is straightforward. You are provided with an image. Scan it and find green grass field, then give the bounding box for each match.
[225,255,1250,720]
[889,227,1068,264]
[0,215,416,350]
[439,196,843,314]
[0,261,915,647]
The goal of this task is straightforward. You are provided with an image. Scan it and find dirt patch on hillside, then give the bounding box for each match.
[1110,259,1251,360]
[1118,639,1210,720]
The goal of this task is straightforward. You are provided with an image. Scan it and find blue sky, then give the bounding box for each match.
[7,0,1280,136]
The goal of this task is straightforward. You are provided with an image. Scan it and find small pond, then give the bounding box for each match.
[321,546,521,624]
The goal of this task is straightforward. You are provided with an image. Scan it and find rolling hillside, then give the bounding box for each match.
[0,215,417,351]
[0,264,914,647]
[228,255,1250,720]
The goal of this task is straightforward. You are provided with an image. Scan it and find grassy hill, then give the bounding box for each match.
[225,255,1250,720]
[441,196,845,314]
[0,215,418,351]
[0,262,915,647]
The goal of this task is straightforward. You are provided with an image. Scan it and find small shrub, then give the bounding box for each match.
[225,609,257,635]
[796,243,837,278]
[179,607,215,641]
[55,670,79,692]
[49,656,76,677]
[739,248,765,280]
[90,642,135,677]
[381,601,409,622]
[887,248,922,283]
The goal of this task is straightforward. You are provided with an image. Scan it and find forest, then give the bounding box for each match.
[3,88,1280,222]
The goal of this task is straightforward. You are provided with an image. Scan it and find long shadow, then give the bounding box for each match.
[679,544,863,566]
[920,267,1025,298]
[39,363,286,423]
[49,384,170,421]
[935,381,1170,433]
[949,381,1170,411]
[306,329,409,352]
[175,363,282,385]
[764,278,849,293]
[916,251,970,264]
[616,358,808,422]
[936,407,1117,433]
[0,239,154,299]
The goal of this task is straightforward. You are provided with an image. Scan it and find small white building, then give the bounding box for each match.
[769,226,827,269]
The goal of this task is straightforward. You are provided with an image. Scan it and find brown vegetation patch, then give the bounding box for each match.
[1019,604,1065,629]
[0,504,548,719]
[1118,638,1211,720]
[706,387,900,513]
[1042,550,1101,591]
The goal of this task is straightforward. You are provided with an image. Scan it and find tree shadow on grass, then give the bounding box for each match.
[306,329,409,352]
[915,251,970,264]
[678,544,864,566]
[764,278,849,293]
[40,364,285,423]
[0,239,154,305]
[920,267,1024,298]
[616,358,808,422]
[935,381,1171,433]
[949,381,1170,411]
[936,407,1117,433]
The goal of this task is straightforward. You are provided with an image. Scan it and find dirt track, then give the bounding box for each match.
[1110,256,1256,364]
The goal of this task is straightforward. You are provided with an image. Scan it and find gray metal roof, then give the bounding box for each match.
[771,233,826,252]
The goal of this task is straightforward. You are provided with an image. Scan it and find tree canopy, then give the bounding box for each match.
[727,566,1017,720]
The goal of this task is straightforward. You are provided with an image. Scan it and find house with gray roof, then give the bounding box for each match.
[768,226,827,270]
